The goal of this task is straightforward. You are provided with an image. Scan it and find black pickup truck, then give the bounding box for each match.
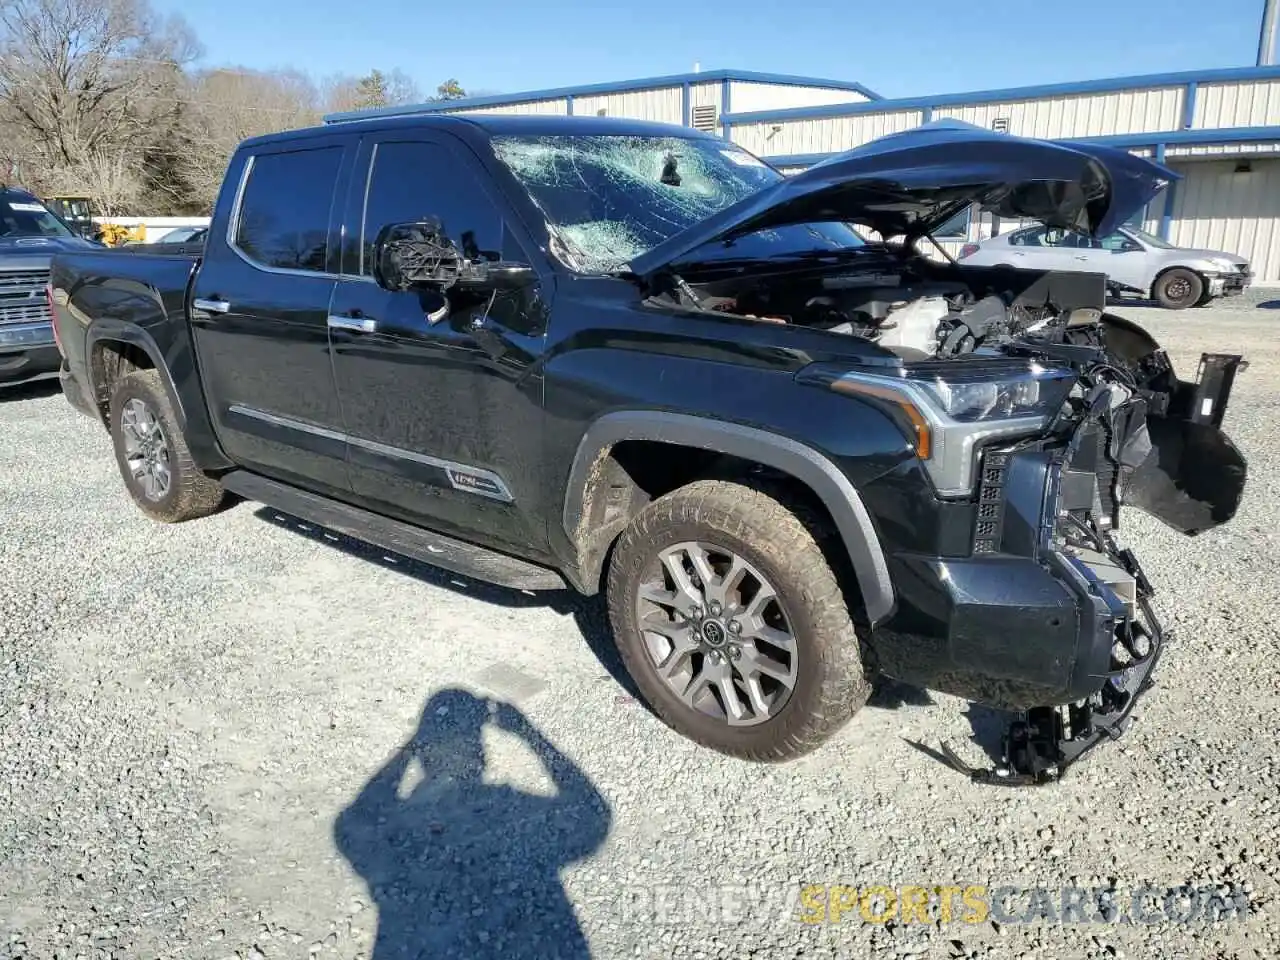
[50,115,1248,783]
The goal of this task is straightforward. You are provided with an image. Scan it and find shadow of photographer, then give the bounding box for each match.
[335,688,611,959]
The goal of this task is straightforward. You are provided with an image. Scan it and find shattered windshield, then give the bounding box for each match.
[490,134,864,273]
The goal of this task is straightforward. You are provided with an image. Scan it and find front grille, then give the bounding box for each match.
[972,450,1011,554]
[0,269,51,326]
[0,270,48,290]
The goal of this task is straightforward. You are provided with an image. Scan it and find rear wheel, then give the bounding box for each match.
[606,478,870,761]
[1154,268,1203,310]
[108,369,226,522]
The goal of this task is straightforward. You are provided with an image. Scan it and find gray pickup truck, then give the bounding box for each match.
[959,224,1252,309]
[0,187,99,388]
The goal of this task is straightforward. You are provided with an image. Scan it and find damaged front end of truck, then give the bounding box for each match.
[619,119,1249,784]
[493,117,1249,781]
[940,316,1248,785]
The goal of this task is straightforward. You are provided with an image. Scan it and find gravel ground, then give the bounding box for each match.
[1,293,1278,960]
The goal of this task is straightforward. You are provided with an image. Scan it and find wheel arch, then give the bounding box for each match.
[86,322,186,429]
[562,411,895,626]
[1149,263,1205,301]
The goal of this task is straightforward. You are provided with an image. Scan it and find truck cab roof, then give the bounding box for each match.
[242,112,729,151]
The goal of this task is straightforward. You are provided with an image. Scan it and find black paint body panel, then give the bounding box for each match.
[48,113,1132,711]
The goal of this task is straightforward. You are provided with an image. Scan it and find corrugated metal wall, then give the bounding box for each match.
[449,98,569,116]
[1165,159,1280,281]
[574,86,683,123]
[729,109,925,156]
[728,82,870,112]
[690,82,721,112]
[1193,80,1280,128]
[934,87,1183,138]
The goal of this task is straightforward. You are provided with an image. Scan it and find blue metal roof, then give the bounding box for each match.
[720,65,1280,126]
[762,125,1280,170]
[323,69,881,124]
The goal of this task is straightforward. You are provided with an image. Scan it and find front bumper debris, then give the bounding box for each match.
[1206,270,1251,297]
[936,339,1245,786]
[941,533,1165,786]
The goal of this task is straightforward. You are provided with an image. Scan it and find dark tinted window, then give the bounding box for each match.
[1009,227,1044,247]
[235,146,342,272]
[0,191,75,239]
[359,140,506,276]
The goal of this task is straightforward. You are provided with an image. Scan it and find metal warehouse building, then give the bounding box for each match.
[327,66,1280,282]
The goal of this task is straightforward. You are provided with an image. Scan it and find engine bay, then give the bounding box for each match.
[656,256,1110,360]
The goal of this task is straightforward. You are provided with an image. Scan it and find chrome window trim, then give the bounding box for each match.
[226,149,343,282]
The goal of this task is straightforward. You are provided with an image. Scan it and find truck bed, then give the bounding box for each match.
[50,247,202,418]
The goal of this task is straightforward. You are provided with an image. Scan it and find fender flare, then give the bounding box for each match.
[85,321,187,428]
[563,410,896,626]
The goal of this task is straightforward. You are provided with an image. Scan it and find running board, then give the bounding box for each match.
[220,470,567,591]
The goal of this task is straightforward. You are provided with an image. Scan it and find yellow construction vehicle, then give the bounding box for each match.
[43,196,100,240]
[42,196,145,245]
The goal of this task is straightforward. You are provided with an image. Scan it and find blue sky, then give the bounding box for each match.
[153,0,1269,100]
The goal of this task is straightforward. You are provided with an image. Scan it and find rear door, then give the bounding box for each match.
[1003,226,1087,271]
[327,132,555,557]
[189,135,356,497]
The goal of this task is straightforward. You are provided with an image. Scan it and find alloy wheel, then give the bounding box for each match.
[635,541,798,726]
[120,397,172,501]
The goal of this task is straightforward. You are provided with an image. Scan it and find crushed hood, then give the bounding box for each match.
[626,119,1178,277]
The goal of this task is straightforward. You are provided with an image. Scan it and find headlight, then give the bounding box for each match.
[1207,257,1239,272]
[797,361,1076,496]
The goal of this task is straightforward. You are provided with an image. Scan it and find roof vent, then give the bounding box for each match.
[691,104,719,132]
[991,117,1011,134]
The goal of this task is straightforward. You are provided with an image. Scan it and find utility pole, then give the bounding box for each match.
[1260,0,1279,65]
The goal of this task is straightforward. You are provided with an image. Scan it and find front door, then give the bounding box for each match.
[1095,230,1155,292]
[328,134,554,558]
[189,136,355,497]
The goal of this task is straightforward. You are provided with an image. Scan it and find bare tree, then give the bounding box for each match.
[0,0,481,215]
[0,0,197,205]
[172,67,321,212]
[46,149,143,214]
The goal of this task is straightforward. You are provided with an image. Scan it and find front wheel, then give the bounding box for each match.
[1154,268,1204,310]
[606,479,871,762]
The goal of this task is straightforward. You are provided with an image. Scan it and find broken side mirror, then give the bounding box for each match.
[372,219,537,304]
[372,218,462,292]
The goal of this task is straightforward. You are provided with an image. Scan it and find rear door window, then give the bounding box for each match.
[233,146,344,273]
[1009,227,1045,247]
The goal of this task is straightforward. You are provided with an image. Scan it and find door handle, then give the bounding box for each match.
[193,298,230,314]
[327,314,378,334]
[1073,256,1089,261]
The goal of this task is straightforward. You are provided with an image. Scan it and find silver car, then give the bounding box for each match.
[958,224,1252,309]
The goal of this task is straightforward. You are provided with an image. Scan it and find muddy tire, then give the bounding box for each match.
[606,478,871,762]
[1154,268,1203,310]
[108,369,226,523]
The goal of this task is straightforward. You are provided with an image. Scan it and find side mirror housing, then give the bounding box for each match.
[372,219,536,294]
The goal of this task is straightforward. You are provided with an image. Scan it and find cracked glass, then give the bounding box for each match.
[490,134,864,273]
